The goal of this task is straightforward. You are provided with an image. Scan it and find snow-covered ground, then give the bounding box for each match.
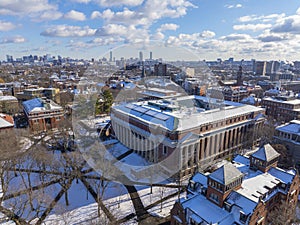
[40,184,182,225]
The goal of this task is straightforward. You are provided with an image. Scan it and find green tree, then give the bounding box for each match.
[96,90,113,115]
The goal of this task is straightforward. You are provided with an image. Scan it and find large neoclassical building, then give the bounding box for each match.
[111,95,265,179]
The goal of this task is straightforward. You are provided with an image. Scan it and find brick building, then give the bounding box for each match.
[262,95,300,122]
[170,144,299,225]
[23,98,64,133]
[111,95,265,179]
[274,120,300,164]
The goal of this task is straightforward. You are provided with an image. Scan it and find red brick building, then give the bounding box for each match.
[262,95,300,122]
[23,98,64,133]
[170,144,299,225]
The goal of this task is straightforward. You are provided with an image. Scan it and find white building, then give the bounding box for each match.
[111,95,265,179]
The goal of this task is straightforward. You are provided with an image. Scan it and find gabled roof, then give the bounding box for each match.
[0,117,14,129]
[209,163,243,185]
[251,144,280,162]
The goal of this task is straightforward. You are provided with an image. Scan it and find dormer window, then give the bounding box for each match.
[224,202,232,212]
[239,211,248,223]
[280,183,286,190]
[189,181,195,191]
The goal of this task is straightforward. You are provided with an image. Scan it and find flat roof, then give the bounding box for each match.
[113,96,264,131]
[276,120,300,135]
[263,96,300,105]
[0,96,18,101]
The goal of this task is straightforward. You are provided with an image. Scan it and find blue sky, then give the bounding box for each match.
[1,0,300,61]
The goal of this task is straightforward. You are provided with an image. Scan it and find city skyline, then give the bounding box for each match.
[1,0,300,61]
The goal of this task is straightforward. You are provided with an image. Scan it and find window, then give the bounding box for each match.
[163,146,167,155]
[224,202,231,211]
[239,212,248,223]
[209,193,219,203]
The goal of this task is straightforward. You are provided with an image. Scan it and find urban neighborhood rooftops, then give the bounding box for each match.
[177,145,297,225]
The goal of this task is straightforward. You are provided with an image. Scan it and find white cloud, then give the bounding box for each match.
[200,30,216,38]
[0,0,57,16]
[96,0,196,27]
[0,36,26,44]
[0,20,17,31]
[88,37,124,45]
[271,15,300,34]
[64,10,86,21]
[225,4,242,9]
[158,23,179,32]
[220,33,252,41]
[96,24,129,36]
[95,24,150,44]
[71,0,91,3]
[37,10,63,21]
[94,0,144,7]
[41,25,96,37]
[233,23,272,32]
[238,13,285,23]
[91,11,102,19]
[258,32,290,42]
[152,32,165,40]
[144,0,196,21]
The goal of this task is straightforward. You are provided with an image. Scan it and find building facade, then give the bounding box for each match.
[262,95,300,122]
[274,120,300,164]
[111,95,265,179]
[170,144,299,225]
[23,98,64,133]
[17,87,59,102]
[0,95,19,114]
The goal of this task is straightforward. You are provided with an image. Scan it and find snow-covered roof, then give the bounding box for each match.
[23,98,62,113]
[191,172,208,188]
[181,194,230,224]
[184,151,297,224]
[251,144,280,162]
[0,117,14,129]
[0,95,17,101]
[268,167,295,184]
[226,191,257,214]
[112,96,263,131]
[276,120,300,135]
[263,96,300,105]
[237,172,280,202]
[209,163,243,185]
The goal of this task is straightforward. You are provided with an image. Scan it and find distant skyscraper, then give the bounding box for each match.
[150,51,153,60]
[6,55,13,63]
[237,66,243,86]
[109,51,113,62]
[154,63,167,76]
[255,61,267,75]
[139,51,143,61]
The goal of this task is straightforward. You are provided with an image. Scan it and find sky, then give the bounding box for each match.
[1,0,300,61]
